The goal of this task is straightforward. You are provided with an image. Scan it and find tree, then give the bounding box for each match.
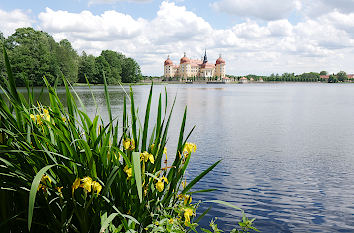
[100,50,123,84]
[55,39,79,84]
[94,56,111,84]
[78,51,97,83]
[320,71,328,75]
[2,27,142,86]
[337,71,347,82]
[121,57,142,83]
[6,28,59,86]
[300,72,320,80]
[328,74,338,83]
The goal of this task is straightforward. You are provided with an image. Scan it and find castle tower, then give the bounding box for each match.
[203,49,208,64]
[215,54,226,79]
[164,55,174,79]
[180,52,191,80]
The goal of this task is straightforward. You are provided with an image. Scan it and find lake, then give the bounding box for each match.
[28,83,354,232]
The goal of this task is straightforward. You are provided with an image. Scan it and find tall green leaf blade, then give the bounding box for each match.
[28,164,57,231]
[204,200,242,211]
[2,45,19,103]
[103,72,112,124]
[141,84,153,152]
[132,152,142,203]
[130,87,138,150]
[181,160,221,195]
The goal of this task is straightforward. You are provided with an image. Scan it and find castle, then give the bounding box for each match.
[163,50,226,81]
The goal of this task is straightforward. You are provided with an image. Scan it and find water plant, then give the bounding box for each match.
[0,46,258,232]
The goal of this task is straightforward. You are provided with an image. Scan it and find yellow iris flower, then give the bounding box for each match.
[181,180,187,189]
[123,138,135,150]
[155,176,168,192]
[72,178,81,193]
[80,177,93,193]
[131,139,135,149]
[41,174,52,184]
[183,208,194,226]
[184,195,192,205]
[123,139,130,150]
[30,108,51,125]
[124,165,132,179]
[72,177,102,195]
[56,186,63,193]
[43,108,50,122]
[92,181,102,195]
[156,181,164,192]
[183,142,197,154]
[36,114,43,125]
[37,184,45,191]
[140,151,154,164]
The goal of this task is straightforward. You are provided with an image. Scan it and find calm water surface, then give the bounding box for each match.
[31,83,354,232]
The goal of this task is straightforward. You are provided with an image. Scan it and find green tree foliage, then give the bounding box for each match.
[337,71,347,82]
[78,52,97,83]
[56,39,79,84]
[101,50,123,84]
[121,57,142,83]
[0,27,142,86]
[328,74,338,83]
[320,70,328,75]
[77,50,141,84]
[299,72,320,79]
[6,28,59,86]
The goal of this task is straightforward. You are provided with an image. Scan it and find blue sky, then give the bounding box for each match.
[1,0,354,75]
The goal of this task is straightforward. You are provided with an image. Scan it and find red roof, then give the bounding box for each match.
[216,57,225,64]
[180,53,190,64]
[201,62,215,69]
[164,58,173,66]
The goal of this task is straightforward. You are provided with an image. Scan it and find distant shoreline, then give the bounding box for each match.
[72,80,354,86]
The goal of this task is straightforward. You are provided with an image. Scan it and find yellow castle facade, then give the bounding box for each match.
[164,51,226,81]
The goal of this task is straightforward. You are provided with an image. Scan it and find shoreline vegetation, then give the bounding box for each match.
[0,45,259,233]
[0,27,352,88]
[0,27,142,87]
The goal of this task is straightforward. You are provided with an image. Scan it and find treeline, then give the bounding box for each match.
[0,27,142,86]
[228,71,352,83]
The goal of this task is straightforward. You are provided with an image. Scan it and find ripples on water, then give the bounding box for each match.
[23,83,354,232]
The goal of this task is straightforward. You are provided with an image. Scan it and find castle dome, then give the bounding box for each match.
[216,55,225,64]
[180,52,190,64]
[164,55,173,66]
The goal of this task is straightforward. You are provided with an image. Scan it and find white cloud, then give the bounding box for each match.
[0,9,33,36]
[148,2,213,43]
[33,1,354,75]
[212,0,297,21]
[38,8,146,41]
[2,0,354,75]
[301,0,354,17]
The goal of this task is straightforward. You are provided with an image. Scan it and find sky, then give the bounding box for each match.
[1,0,354,76]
